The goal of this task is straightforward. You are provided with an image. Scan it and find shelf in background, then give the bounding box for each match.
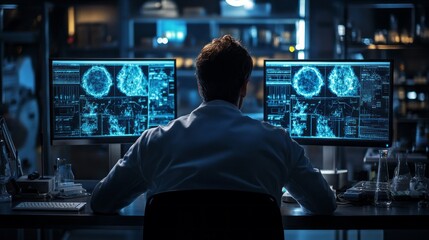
[130,16,302,25]
[0,31,39,43]
[347,43,429,52]
[395,117,429,123]
[129,46,295,56]
[363,148,427,164]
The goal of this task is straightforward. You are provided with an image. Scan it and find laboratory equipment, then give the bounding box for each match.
[390,152,411,197]
[54,158,74,187]
[374,149,392,207]
[409,162,429,198]
[59,163,75,185]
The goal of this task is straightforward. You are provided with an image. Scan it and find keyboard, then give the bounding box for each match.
[342,181,387,202]
[13,201,86,212]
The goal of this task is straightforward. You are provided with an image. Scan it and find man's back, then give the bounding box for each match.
[90,35,336,215]
[140,100,290,203]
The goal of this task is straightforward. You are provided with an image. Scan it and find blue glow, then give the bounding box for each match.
[51,59,176,142]
[117,64,148,96]
[225,0,254,8]
[292,66,324,98]
[157,20,187,44]
[82,100,98,116]
[264,60,392,144]
[108,116,126,136]
[82,66,113,98]
[81,116,97,135]
[328,65,359,97]
[407,91,417,100]
[316,116,335,138]
[290,100,308,136]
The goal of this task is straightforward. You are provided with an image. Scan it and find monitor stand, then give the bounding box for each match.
[108,144,122,169]
[320,146,348,190]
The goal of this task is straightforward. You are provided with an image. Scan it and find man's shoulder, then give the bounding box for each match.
[143,114,190,135]
[259,120,288,134]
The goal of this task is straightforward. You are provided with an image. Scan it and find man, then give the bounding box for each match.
[91,35,336,214]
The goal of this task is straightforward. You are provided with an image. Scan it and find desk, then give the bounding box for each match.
[1,195,429,229]
[281,202,429,230]
[1,195,429,235]
[0,196,145,229]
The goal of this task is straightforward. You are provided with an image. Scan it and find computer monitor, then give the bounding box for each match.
[49,58,177,145]
[264,59,393,148]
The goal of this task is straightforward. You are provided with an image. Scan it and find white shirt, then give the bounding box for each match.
[91,100,336,214]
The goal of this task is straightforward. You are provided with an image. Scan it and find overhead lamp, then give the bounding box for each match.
[225,0,254,9]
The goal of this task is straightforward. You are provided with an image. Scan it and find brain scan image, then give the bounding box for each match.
[117,64,148,96]
[265,61,392,142]
[290,100,308,136]
[82,66,113,98]
[292,66,324,98]
[328,65,359,97]
[316,116,335,138]
[108,116,126,136]
[52,59,176,141]
[81,116,98,135]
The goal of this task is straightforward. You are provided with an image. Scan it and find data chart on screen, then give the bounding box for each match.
[50,59,176,144]
[264,60,392,146]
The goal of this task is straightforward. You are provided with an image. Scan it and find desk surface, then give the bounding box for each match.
[281,201,429,230]
[1,195,429,230]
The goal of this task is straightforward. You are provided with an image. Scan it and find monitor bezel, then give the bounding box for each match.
[49,58,177,146]
[263,59,394,148]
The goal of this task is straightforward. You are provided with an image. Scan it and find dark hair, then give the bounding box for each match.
[195,35,253,104]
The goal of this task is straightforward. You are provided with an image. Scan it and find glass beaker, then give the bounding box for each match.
[374,149,392,207]
[390,152,411,197]
[56,158,75,187]
[60,164,75,185]
[409,162,429,198]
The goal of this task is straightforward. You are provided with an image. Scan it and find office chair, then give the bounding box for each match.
[143,189,284,240]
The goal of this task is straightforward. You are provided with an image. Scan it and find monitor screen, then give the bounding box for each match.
[264,60,393,147]
[50,59,177,145]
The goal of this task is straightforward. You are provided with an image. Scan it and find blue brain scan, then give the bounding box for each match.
[290,100,308,137]
[82,66,113,98]
[264,60,392,143]
[51,59,176,142]
[316,116,335,138]
[81,116,98,135]
[328,65,359,97]
[117,64,148,96]
[108,116,126,135]
[292,66,324,98]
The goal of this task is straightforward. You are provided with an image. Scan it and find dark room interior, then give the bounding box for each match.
[1,0,429,239]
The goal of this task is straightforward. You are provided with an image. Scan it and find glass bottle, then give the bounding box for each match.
[390,152,411,197]
[61,164,75,184]
[415,122,427,151]
[54,158,65,189]
[409,162,429,198]
[374,149,392,207]
[53,164,60,191]
[57,158,75,186]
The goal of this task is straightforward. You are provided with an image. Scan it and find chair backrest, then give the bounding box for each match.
[143,189,284,240]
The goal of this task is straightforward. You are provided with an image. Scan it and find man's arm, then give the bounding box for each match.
[285,142,337,214]
[90,143,147,214]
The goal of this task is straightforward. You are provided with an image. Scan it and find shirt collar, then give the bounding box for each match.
[199,100,240,110]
